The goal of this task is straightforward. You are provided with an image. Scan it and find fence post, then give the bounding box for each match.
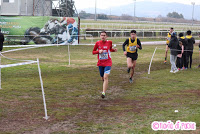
[143,29,144,38]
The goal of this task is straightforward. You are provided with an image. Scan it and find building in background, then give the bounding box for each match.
[0,0,77,17]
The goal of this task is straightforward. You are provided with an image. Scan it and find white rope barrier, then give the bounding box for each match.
[0,61,38,69]
[148,47,157,74]
[0,53,49,120]
[157,48,200,52]
[37,58,49,120]
[0,53,33,62]
[2,44,67,54]
[68,43,71,65]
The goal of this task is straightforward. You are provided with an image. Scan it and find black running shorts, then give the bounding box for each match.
[127,52,138,61]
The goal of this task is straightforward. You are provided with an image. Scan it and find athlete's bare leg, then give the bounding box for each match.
[103,73,109,93]
[127,57,133,70]
[164,45,169,63]
[130,60,136,78]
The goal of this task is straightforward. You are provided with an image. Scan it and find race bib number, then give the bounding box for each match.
[99,52,108,60]
[129,46,136,52]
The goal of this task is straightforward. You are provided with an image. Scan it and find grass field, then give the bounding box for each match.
[0,43,200,133]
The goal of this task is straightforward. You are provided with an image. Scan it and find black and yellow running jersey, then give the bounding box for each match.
[122,38,142,53]
[166,32,171,44]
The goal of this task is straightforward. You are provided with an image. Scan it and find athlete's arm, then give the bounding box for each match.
[137,39,142,50]
[110,41,117,52]
[122,39,129,51]
[92,43,99,55]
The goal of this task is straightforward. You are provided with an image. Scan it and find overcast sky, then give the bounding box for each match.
[74,0,200,10]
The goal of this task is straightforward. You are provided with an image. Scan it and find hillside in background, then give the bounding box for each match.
[78,1,199,21]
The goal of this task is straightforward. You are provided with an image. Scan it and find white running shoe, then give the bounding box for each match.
[170,70,174,73]
[174,69,179,73]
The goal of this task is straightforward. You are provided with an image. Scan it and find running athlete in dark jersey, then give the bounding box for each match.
[122,30,142,83]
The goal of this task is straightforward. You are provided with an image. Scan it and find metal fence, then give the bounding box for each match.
[81,23,200,31]
[85,30,200,38]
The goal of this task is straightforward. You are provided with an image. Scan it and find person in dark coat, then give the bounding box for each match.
[0,29,4,51]
[176,41,184,70]
[178,33,188,69]
[168,32,179,73]
[185,30,195,69]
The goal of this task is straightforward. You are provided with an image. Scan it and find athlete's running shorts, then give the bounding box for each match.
[127,52,138,61]
[98,66,111,77]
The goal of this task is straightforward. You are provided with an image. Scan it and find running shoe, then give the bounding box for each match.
[170,70,174,73]
[129,77,133,83]
[127,68,130,73]
[174,69,179,73]
[101,92,105,99]
[164,60,167,64]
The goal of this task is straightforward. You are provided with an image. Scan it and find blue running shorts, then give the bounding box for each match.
[98,66,111,77]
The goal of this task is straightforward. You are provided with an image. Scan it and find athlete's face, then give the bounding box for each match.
[170,29,174,33]
[130,33,136,39]
[100,33,107,41]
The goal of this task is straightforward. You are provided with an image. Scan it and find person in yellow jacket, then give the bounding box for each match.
[122,30,142,83]
[164,28,174,63]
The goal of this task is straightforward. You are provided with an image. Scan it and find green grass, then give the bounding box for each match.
[0,44,199,133]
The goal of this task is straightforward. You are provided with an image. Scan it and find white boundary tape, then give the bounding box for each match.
[68,43,71,65]
[2,44,67,54]
[0,53,49,120]
[3,43,71,66]
[0,61,37,68]
[157,48,200,53]
[148,47,157,74]
[37,58,49,120]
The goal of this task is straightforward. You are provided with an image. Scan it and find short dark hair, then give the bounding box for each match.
[187,30,192,35]
[179,33,184,37]
[100,30,107,35]
[170,27,174,30]
[131,30,136,34]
